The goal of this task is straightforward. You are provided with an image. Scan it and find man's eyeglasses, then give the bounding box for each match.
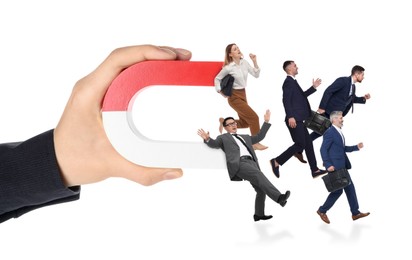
[225,121,237,127]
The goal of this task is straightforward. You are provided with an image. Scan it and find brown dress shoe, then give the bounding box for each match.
[352,212,370,221]
[317,210,330,224]
[294,152,307,163]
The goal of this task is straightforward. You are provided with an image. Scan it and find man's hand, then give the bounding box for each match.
[55,45,191,187]
[288,117,297,128]
[264,109,271,122]
[312,78,322,88]
[317,108,325,114]
[197,129,210,141]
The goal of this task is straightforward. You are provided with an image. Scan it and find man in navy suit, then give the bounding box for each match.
[316,111,370,224]
[269,60,326,179]
[198,110,291,222]
[310,65,371,141]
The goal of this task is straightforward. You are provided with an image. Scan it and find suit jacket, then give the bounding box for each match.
[320,126,359,171]
[282,75,317,122]
[205,122,271,181]
[319,76,366,116]
[220,74,234,96]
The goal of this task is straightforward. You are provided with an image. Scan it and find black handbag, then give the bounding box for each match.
[322,168,351,192]
[304,110,331,135]
[220,74,234,97]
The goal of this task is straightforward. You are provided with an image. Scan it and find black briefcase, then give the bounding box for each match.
[220,74,234,96]
[322,168,351,192]
[304,110,331,135]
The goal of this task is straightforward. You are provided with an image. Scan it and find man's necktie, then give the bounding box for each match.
[350,84,356,113]
[233,134,255,161]
[338,129,345,145]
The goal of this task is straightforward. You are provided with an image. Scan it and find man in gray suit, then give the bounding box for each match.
[197,110,290,222]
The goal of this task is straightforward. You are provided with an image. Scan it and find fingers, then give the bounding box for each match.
[312,78,322,88]
[118,45,191,64]
[197,129,209,140]
[159,46,192,60]
[130,167,184,186]
[197,128,204,136]
[288,118,296,128]
[72,45,192,107]
[110,45,191,72]
[264,109,271,121]
[197,129,202,136]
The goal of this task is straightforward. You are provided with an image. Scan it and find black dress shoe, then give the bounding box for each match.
[312,169,327,178]
[277,190,291,207]
[254,215,273,222]
[294,152,307,163]
[269,159,280,178]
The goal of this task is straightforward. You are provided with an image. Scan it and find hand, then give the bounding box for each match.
[317,108,325,114]
[288,117,297,128]
[219,91,228,98]
[327,166,335,172]
[364,93,371,99]
[197,129,210,141]
[249,53,256,61]
[54,45,191,187]
[358,142,364,149]
[312,78,322,88]
[264,109,271,122]
[249,53,259,69]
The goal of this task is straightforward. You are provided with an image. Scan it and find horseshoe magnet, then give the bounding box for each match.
[102,60,226,169]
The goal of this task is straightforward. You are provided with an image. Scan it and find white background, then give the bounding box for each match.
[0,0,410,259]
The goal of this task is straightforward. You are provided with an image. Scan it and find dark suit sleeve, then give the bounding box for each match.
[320,129,333,169]
[250,122,271,144]
[344,144,359,153]
[319,77,346,109]
[204,135,224,149]
[0,129,80,223]
[282,78,295,119]
[304,86,317,97]
[354,96,366,104]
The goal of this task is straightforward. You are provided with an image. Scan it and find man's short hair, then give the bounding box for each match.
[329,111,343,122]
[351,65,365,75]
[283,60,294,72]
[223,117,235,127]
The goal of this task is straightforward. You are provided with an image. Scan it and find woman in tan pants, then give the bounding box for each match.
[214,43,267,150]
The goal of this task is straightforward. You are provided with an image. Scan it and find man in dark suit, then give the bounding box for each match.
[197,110,290,222]
[316,111,370,224]
[269,60,326,179]
[310,65,371,141]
